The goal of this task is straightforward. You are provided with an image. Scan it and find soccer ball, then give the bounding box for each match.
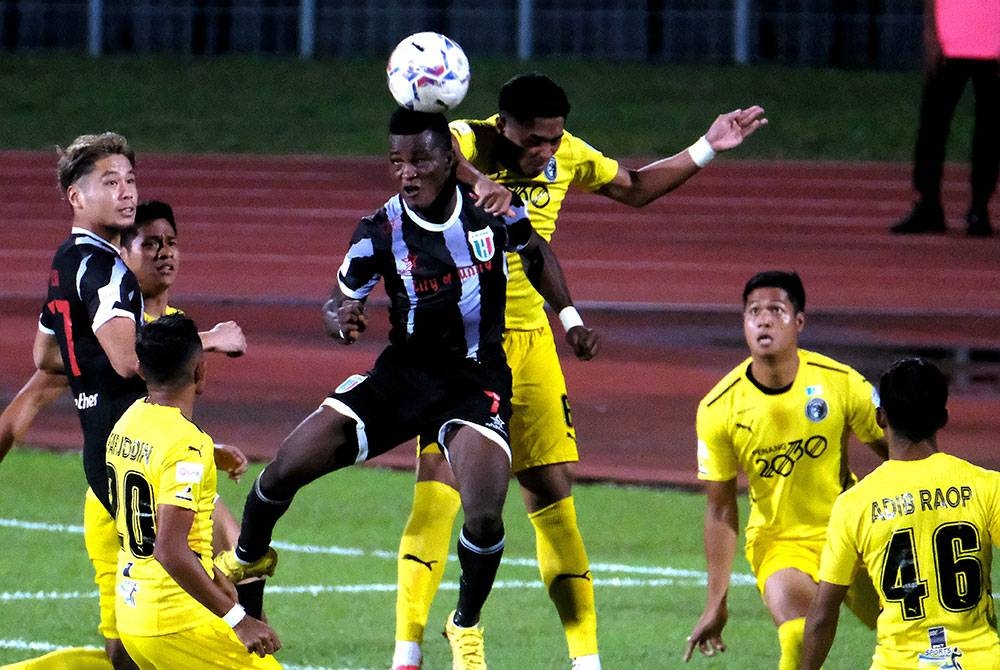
[386,32,470,113]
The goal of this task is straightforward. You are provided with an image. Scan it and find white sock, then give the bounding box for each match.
[392,640,422,668]
[571,654,601,670]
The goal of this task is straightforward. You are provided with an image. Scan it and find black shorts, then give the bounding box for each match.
[323,344,513,463]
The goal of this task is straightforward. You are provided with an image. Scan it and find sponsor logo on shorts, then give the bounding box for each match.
[486,414,506,435]
[805,397,828,422]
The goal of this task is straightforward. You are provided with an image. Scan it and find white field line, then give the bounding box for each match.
[0,516,752,585]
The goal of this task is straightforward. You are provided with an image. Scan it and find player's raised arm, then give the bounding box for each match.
[516,230,599,361]
[597,105,767,208]
[200,320,247,357]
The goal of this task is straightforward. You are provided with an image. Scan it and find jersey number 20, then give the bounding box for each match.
[106,464,157,558]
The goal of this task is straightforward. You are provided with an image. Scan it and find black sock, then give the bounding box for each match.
[235,471,292,563]
[453,525,504,627]
[235,580,266,618]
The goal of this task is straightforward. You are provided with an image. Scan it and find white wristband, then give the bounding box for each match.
[687,135,716,168]
[222,603,246,628]
[558,306,584,333]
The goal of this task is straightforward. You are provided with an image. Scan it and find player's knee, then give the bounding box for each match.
[462,512,504,546]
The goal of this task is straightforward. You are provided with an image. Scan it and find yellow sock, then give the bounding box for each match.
[777,617,806,670]
[1,647,112,669]
[394,480,461,644]
[529,496,598,659]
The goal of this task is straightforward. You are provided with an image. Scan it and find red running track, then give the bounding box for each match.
[1,152,998,487]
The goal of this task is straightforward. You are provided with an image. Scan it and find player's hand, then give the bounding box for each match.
[566,326,600,361]
[703,106,767,153]
[683,608,728,662]
[213,443,249,482]
[324,298,367,345]
[203,321,247,357]
[471,177,514,217]
[233,615,282,658]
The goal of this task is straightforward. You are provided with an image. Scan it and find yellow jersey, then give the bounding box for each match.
[451,116,619,330]
[142,304,182,324]
[696,349,883,546]
[106,398,217,637]
[820,452,1000,669]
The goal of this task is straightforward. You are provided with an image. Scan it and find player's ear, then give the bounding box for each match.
[794,310,805,332]
[875,406,888,430]
[194,358,207,395]
[65,183,84,211]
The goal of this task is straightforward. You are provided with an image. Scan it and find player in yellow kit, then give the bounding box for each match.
[683,271,888,669]
[107,314,280,669]
[392,73,767,670]
[802,358,1000,670]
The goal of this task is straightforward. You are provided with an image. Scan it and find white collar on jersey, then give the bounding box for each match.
[399,186,463,232]
[70,226,122,255]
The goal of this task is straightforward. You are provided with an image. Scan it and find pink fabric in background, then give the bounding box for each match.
[935,0,1000,59]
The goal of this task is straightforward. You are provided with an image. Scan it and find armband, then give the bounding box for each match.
[222,603,246,628]
[687,136,716,168]
[558,306,584,333]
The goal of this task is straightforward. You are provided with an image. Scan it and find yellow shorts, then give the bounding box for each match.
[748,536,880,629]
[121,619,282,669]
[419,324,578,473]
[83,487,119,640]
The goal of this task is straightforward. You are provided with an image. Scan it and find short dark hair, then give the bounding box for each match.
[56,132,135,194]
[121,200,177,248]
[878,358,949,443]
[136,314,202,387]
[742,271,806,313]
[498,73,570,123]
[389,108,452,151]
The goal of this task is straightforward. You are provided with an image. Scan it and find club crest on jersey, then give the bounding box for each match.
[805,397,829,422]
[544,156,557,181]
[467,228,495,262]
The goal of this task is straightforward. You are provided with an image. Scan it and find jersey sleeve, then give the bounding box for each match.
[567,135,620,192]
[337,217,382,300]
[157,432,215,513]
[502,194,533,252]
[845,369,883,445]
[84,256,142,333]
[818,492,862,585]
[696,401,739,481]
[451,120,480,164]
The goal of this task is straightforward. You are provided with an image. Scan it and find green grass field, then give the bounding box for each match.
[6,448,984,670]
[0,53,976,160]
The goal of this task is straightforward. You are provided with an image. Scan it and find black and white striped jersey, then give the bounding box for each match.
[39,227,146,509]
[338,185,532,361]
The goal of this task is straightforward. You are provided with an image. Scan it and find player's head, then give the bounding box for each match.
[742,271,806,359]
[878,358,949,444]
[121,200,180,299]
[56,132,137,231]
[389,108,456,212]
[496,73,570,178]
[136,313,204,391]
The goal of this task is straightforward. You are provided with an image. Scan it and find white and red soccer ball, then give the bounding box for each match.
[386,32,470,113]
